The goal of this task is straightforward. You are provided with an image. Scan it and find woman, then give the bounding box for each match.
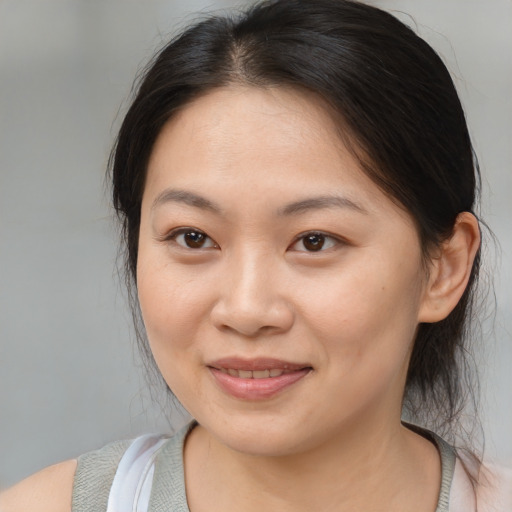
[1,0,510,510]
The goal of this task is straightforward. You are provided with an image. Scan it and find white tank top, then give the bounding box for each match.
[106,434,168,512]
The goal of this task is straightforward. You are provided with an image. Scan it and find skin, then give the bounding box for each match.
[0,460,76,512]
[136,86,478,511]
[0,86,480,511]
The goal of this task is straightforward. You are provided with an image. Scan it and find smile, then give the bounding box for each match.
[207,358,312,400]
[216,368,298,378]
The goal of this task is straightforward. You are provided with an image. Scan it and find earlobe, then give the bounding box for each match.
[418,212,480,323]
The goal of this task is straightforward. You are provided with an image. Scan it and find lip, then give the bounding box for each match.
[208,357,310,372]
[207,357,312,400]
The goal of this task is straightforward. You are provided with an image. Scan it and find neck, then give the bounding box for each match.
[184,414,441,512]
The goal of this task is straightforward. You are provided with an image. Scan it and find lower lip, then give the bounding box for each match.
[209,368,311,400]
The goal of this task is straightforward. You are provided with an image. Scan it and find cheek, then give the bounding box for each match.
[297,265,424,419]
[299,254,424,363]
[136,262,211,402]
[136,255,211,359]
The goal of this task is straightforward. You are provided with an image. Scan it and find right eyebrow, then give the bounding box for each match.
[151,189,223,215]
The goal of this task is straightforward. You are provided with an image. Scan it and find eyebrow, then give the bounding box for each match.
[279,195,368,216]
[151,189,223,214]
[151,188,368,217]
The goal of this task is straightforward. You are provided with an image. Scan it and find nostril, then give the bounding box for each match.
[213,322,282,338]
[210,299,294,338]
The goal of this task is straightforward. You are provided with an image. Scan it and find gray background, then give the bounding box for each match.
[1,0,510,488]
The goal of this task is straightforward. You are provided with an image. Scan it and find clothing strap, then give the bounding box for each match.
[106,434,168,512]
[432,432,457,512]
[105,422,462,512]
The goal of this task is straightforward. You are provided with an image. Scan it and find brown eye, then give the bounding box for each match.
[303,233,326,251]
[290,232,340,252]
[170,228,217,249]
[184,231,207,248]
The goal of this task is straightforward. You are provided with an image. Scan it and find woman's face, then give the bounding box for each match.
[138,86,431,456]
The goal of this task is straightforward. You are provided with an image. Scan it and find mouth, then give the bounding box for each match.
[215,368,300,379]
[207,358,313,400]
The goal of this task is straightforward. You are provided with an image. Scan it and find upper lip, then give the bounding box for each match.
[207,357,311,372]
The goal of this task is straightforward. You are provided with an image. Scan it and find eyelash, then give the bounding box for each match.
[163,228,344,253]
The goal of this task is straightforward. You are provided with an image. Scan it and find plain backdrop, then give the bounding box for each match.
[1,0,511,488]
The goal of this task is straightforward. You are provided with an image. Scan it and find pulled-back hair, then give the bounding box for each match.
[111,0,482,443]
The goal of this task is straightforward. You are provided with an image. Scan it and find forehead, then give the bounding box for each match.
[143,86,395,217]
[150,85,345,163]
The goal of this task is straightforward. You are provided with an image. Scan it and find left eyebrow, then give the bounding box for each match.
[278,195,368,216]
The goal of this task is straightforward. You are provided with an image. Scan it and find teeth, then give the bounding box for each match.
[252,370,270,379]
[218,368,293,378]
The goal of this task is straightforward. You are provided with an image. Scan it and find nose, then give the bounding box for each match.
[210,253,294,338]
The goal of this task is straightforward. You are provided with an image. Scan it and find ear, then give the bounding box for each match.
[418,212,481,323]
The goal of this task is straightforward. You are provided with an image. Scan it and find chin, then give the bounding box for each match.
[220,430,302,457]
[195,410,323,458]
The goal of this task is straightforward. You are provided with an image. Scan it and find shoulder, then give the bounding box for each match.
[0,423,194,512]
[0,459,77,512]
[450,457,512,512]
[477,462,512,511]
[0,438,131,512]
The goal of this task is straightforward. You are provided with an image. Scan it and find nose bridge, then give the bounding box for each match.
[211,244,293,336]
[233,247,273,306]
